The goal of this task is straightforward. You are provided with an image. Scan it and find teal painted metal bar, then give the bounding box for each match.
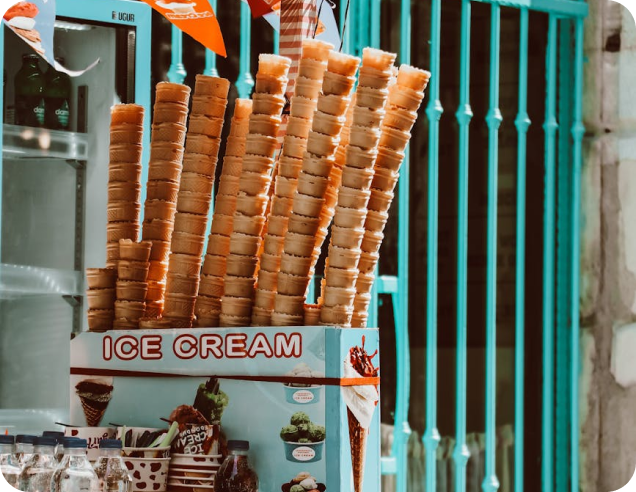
[390,0,411,489]
[339,0,351,52]
[556,18,573,492]
[236,1,254,99]
[513,8,530,492]
[483,5,502,492]
[570,17,584,492]
[167,24,186,84]
[470,0,587,17]
[204,0,219,77]
[452,0,472,490]
[423,0,442,489]
[542,15,558,492]
[370,0,381,49]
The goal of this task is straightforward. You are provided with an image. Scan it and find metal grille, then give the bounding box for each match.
[164,0,586,489]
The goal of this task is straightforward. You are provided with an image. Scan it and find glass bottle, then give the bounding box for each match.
[51,438,99,492]
[42,432,65,463]
[0,435,21,488]
[44,58,71,130]
[214,440,258,492]
[16,434,37,467]
[14,54,45,127]
[20,436,58,492]
[93,439,132,492]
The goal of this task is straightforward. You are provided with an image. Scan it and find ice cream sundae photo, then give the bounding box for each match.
[342,337,380,492]
[281,472,326,492]
[4,1,44,55]
[284,363,325,404]
[280,412,326,463]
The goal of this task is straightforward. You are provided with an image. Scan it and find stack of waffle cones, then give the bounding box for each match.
[252,40,333,326]
[85,268,117,331]
[195,99,253,328]
[351,65,431,327]
[271,51,361,327]
[219,54,292,327]
[114,239,152,329]
[141,83,191,318]
[320,48,398,328]
[162,76,230,328]
[106,105,144,268]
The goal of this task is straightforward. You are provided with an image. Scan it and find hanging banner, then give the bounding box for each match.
[247,0,275,17]
[251,0,340,54]
[3,1,100,77]
[4,1,54,60]
[142,0,226,57]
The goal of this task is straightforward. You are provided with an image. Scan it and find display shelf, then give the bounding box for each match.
[3,124,89,161]
[0,263,83,299]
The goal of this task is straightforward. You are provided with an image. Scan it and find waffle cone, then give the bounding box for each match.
[348,407,367,492]
[79,395,110,427]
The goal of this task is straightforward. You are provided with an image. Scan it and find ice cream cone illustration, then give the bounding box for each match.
[342,337,379,492]
[348,407,367,492]
[75,378,114,427]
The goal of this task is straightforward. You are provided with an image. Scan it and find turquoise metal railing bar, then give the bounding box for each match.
[483,4,502,492]
[571,17,585,492]
[370,0,381,50]
[423,0,443,490]
[513,8,531,492]
[453,0,473,490]
[167,24,187,84]
[391,0,412,489]
[236,0,254,99]
[542,15,559,492]
[339,0,350,52]
[556,17,573,491]
[204,0,219,77]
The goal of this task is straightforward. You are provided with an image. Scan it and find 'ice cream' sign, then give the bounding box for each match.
[102,331,303,362]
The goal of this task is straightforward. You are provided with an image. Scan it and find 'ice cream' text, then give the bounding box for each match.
[102,332,303,361]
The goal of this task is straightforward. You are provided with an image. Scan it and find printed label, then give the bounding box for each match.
[292,446,316,461]
[292,390,315,404]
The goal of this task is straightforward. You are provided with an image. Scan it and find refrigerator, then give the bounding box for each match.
[0,0,151,434]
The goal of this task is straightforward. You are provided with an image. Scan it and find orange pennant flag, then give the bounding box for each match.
[142,0,226,57]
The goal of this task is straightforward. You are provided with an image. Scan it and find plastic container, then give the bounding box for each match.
[51,438,99,492]
[20,436,59,492]
[94,439,133,492]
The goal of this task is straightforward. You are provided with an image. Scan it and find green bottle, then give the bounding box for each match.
[44,58,71,130]
[14,54,45,127]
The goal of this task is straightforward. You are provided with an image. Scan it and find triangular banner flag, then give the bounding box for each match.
[3,0,99,76]
[142,0,226,57]
[247,0,275,18]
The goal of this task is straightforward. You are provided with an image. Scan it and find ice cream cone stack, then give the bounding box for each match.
[162,76,230,329]
[320,48,397,327]
[350,65,430,327]
[106,104,144,269]
[195,99,253,328]
[348,407,368,492]
[141,83,191,319]
[270,51,361,327]
[253,40,333,326]
[112,239,151,329]
[86,267,117,331]
[219,54,291,327]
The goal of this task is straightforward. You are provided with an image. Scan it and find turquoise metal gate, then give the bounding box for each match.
[161,0,587,489]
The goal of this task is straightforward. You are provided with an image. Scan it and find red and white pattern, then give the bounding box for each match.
[280,0,318,98]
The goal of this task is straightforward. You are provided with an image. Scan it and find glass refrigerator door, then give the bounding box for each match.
[0,0,151,434]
